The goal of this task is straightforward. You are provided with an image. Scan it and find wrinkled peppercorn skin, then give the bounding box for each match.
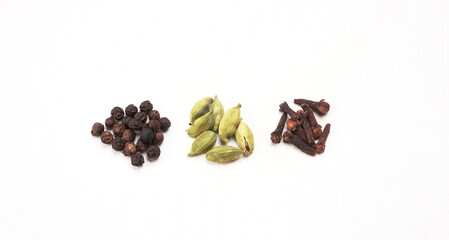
[125,104,138,117]
[122,116,132,129]
[153,131,164,146]
[111,107,124,120]
[134,112,147,123]
[136,137,149,152]
[147,145,160,160]
[112,122,126,137]
[123,142,137,156]
[140,100,153,114]
[122,129,136,142]
[111,138,125,151]
[91,122,104,136]
[159,117,171,131]
[149,110,160,120]
[105,118,115,130]
[131,154,144,166]
[147,119,161,131]
[128,118,142,131]
[101,131,114,144]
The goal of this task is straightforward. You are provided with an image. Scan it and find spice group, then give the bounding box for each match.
[271,99,331,156]
[187,95,255,163]
[90,100,171,167]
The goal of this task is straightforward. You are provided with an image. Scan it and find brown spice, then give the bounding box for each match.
[294,99,330,116]
[271,112,287,144]
[316,123,331,154]
[283,131,316,156]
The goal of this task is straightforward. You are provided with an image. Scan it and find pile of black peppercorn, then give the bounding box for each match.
[91,100,171,167]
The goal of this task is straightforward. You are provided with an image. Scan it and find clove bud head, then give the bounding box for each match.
[286,118,300,131]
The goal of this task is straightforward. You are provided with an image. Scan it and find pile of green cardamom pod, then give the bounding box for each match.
[186,96,254,163]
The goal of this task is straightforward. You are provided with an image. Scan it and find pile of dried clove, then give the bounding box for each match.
[91,100,171,167]
[271,99,331,156]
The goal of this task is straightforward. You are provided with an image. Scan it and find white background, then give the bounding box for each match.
[1,0,448,239]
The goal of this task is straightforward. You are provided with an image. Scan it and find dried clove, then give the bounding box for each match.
[283,131,316,156]
[298,111,315,145]
[300,104,322,139]
[279,102,299,119]
[316,123,331,154]
[294,99,330,116]
[271,112,287,143]
[286,118,300,131]
[292,126,316,148]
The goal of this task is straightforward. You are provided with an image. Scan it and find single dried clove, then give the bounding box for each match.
[300,104,322,139]
[316,123,331,154]
[294,99,330,116]
[279,102,299,119]
[271,112,287,143]
[298,111,315,145]
[283,131,316,156]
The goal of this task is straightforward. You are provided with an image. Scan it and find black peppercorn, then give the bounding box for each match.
[153,131,164,146]
[134,112,147,123]
[112,122,126,137]
[105,117,115,130]
[111,138,125,151]
[122,129,136,142]
[128,118,142,131]
[140,128,154,144]
[91,122,104,136]
[111,106,124,120]
[159,117,171,132]
[125,104,138,117]
[147,145,160,161]
[147,119,161,131]
[101,131,114,144]
[122,116,132,129]
[148,110,160,120]
[131,153,144,167]
[136,137,149,152]
[123,142,137,156]
[139,100,153,114]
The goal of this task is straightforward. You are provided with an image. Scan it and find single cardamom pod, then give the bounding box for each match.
[188,131,217,157]
[187,109,215,138]
[235,121,254,156]
[210,95,224,132]
[189,96,213,124]
[206,146,243,163]
[218,104,241,143]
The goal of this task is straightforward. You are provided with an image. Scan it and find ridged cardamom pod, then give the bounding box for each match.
[189,97,213,124]
[188,131,217,157]
[235,121,254,156]
[210,95,224,132]
[187,109,215,138]
[218,104,241,143]
[206,146,243,163]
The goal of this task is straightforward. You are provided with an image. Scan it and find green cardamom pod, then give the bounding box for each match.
[206,146,243,163]
[188,131,217,157]
[210,95,224,132]
[218,104,241,143]
[189,96,213,124]
[187,109,215,138]
[235,121,254,156]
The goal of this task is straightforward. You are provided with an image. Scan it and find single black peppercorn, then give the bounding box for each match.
[122,116,132,129]
[128,118,142,131]
[136,137,149,152]
[149,110,160,120]
[112,122,126,137]
[105,117,115,130]
[122,129,136,142]
[140,100,153,114]
[134,112,147,123]
[159,117,171,131]
[131,153,144,167]
[111,106,124,120]
[125,104,138,117]
[111,138,125,151]
[123,142,137,156]
[147,119,161,131]
[153,131,164,146]
[101,131,114,144]
[91,122,104,136]
[147,145,160,161]
[140,128,154,144]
